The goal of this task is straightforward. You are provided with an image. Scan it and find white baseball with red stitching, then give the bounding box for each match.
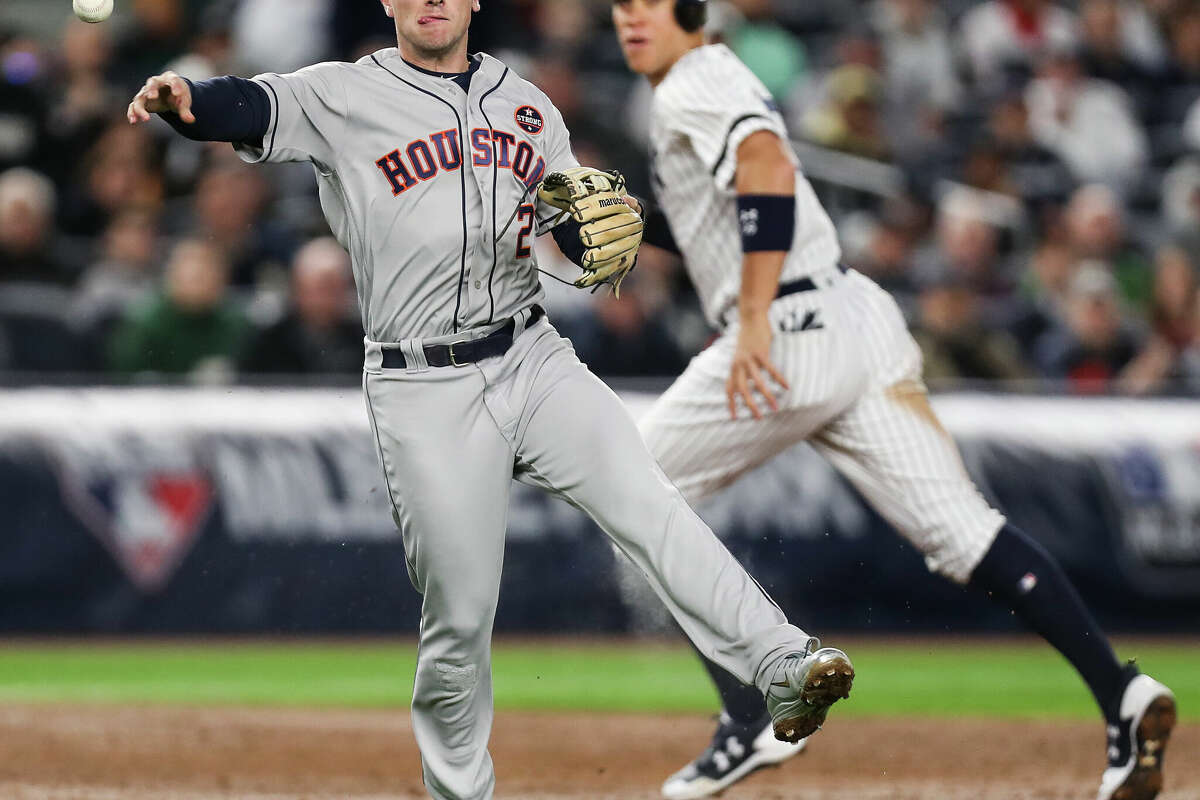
[73,0,113,23]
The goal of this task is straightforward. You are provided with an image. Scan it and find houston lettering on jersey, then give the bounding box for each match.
[375,128,546,197]
[469,128,546,188]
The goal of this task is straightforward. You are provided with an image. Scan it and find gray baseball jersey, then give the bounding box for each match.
[235,48,578,343]
[647,44,841,329]
[221,46,818,800]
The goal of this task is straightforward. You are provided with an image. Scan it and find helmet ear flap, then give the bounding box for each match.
[674,0,707,33]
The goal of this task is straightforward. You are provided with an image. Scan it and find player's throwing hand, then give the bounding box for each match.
[726,313,789,420]
[127,71,194,125]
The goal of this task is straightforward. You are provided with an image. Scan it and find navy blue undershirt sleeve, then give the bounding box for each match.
[552,219,589,267]
[161,76,271,146]
[640,201,681,256]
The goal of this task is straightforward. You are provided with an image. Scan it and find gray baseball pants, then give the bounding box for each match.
[363,310,810,800]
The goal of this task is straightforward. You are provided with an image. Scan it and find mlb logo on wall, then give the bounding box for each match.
[515,105,544,135]
[53,436,213,592]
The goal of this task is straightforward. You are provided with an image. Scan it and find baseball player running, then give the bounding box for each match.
[127,1,856,797]
[611,2,1176,799]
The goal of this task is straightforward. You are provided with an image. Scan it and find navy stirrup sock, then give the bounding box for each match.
[696,646,768,725]
[969,523,1124,718]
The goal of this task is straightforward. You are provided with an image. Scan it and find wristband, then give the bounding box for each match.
[737,194,795,253]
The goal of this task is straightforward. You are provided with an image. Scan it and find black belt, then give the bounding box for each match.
[381,306,545,369]
[776,263,849,300]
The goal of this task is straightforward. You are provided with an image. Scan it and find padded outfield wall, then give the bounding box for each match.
[0,388,1197,633]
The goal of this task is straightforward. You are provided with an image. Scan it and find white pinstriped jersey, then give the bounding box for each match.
[234,49,578,343]
[638,47,1005,589]
[648,45,842,328]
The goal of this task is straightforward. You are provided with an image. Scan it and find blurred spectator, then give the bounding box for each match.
[239,237,362,376]
[0,167,71,284]
[531,0,592,53]
[232,0,333,76]
[163,4,235,81]
[1063,184,1152,314]
[109,238,248,377]
[725,0,808,102]
[1159,2,1200,104]
[1077,0,1163,101]
[912,268,1028,382]
[556,256,689,378]
[71,209,160,338]
[185,160,292,287]
[1034,260,1143,391]
[111,0,189,91]
[0,33,52,175]
[960,137,1019,197]
[984,92,1073,203]
[1162,155,1200,267]
[1188,99,1200,151]
[802,64,890,160]
[1006,239,1077,357]
[1150,246,1198,348]
[1120,247,1199,394]
[44,19,118,185]
[851,211,921,307]
[60,122,163,237]
[1024,44,1148,192]
[959,0,1079,95]
[915,189,1017,302]
[870,0,961,158]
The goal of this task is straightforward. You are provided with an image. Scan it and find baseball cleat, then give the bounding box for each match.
[765,644,854,743]
[1097,671,1176,800]
[661,712,806,799]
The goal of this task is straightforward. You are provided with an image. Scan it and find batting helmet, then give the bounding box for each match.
[675,0,707,32]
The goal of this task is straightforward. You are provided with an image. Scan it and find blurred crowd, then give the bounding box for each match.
[0,0,1197,393]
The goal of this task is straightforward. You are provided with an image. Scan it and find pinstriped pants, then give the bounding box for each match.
[640,269,1005,585]
[362,316,811,800]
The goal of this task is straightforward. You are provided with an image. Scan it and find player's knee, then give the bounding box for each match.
[436,609,493,650]
[920,521,1003,585]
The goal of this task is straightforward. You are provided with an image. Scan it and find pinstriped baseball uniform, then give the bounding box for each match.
[234,47,815,800]
[638,44,1005,584]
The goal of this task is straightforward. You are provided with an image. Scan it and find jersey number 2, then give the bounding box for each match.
[516,204,535,259]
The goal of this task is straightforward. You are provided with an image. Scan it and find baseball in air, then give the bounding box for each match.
[73,0,113,23]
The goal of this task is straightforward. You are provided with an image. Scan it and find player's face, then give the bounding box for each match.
[612,0,694,81]
[385,0,477,59]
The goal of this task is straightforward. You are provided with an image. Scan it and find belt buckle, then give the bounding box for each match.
[448,342,467,367]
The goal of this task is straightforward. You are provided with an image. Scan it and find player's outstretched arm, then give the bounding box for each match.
[128,71,194,124]
[726,130,795,420]
[127,72,270,147]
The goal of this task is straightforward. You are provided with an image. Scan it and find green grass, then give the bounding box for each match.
[0,637,1194,720]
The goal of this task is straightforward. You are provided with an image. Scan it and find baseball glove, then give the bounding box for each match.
[538,167,643,296]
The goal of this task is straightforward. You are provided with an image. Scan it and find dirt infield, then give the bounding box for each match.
[0,705,1194,799]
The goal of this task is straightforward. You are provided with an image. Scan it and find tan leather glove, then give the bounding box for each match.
[538,167,644,296]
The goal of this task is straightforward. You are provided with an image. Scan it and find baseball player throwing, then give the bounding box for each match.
[127,1,855,797]
[611,1,1176,799]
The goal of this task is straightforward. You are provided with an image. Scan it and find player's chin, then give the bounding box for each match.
[410,24,464,50]
[620,49,652,75]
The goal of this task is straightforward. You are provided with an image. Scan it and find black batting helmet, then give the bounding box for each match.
[675,0,707,32]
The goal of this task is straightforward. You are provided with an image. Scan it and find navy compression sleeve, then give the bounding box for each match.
[631,196,680,255]
[161,77,271,146]
[643,207,681,255]
[552,219,589,267]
